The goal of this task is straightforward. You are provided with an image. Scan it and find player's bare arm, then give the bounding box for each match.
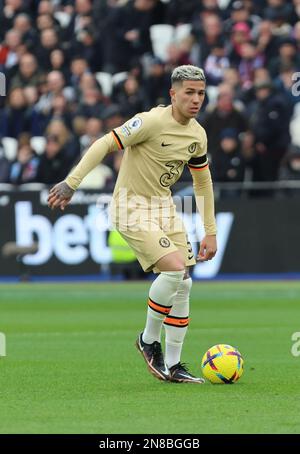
[48,181,74,211]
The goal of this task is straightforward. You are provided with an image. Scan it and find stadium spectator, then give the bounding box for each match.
[255,20,280,62]
[211,127,245,197]
[192,13,224,66]
[8,138,39,185]
[237,40,264,89]
[36,133,74,185]
[113,75,145,118]
[0,0,29,40]
[36,28,60,71]
[0,139,10,183]
[202,83,248,160]
[249,79,292,182]
[76,87,107,120]
[224,0,261,37]
[167,0,199,25]
[1,0,300,193]
[0,88,29,138]
[268,36,300,77]
[13,13,37,52]
[227,21,252,66]
[103,0,159,73]
[143,57,170,109]
[9,53,43,90]
[203,42,230,86]
[35,70,74,116]
[45,119,80,162]
[0,29,22,72]
[279,145,300,196]
[49,49,71,83]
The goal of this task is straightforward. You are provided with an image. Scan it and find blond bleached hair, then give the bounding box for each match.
[171,65,206,85]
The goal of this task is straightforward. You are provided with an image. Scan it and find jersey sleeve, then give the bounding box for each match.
[111,111,160,150]
[187,129,208,171]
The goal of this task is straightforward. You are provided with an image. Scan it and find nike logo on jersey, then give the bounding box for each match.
[161,142,172,147]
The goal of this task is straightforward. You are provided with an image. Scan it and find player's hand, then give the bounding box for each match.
[197,235,217,262]
[47,181,74,211]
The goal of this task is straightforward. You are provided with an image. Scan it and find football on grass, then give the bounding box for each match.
[201,344,244,384]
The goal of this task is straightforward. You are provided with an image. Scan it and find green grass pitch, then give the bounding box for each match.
[0,281,300,434]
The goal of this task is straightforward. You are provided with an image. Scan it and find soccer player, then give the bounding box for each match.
[48,65,217,384]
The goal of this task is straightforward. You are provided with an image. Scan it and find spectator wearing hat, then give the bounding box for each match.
[228,21,252,65]
[263,0,293,37]
[224,1,261,38]
[263,0,294,26]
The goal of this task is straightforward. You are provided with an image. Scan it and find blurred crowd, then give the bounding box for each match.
[0,0,300,195]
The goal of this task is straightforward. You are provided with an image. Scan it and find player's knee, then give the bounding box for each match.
[155,252,185,272]
[171,260,185,272]
[179,276,192,296]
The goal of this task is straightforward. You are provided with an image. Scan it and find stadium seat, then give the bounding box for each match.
[175,24,192,43]
[112,72,128,87]
[54,11,71,28]
[2,137,18,161]
[19,183,47,191]
[30,136,46,155]
[206,86,219,105]
[0,183,15,191]
[150,24,175,61]
[95,72,113,97]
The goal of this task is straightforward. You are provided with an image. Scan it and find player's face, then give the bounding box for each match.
[170,80,206,124]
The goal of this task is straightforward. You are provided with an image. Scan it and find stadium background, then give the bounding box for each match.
[1,0,300,437]
[1,0,300,280]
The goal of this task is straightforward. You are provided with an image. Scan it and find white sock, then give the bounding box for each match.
[142,270,185,345]
[164,277,192,368]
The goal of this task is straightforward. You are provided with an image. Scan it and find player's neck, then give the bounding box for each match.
[171,106,190,125]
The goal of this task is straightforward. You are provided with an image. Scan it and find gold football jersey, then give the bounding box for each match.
[111,105,208,207]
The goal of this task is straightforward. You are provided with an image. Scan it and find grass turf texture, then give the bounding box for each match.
[0,281,300,434]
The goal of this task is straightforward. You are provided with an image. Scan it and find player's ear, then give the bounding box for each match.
[169,87,176,102]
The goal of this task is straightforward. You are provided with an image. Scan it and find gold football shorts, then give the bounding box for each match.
[116,213,196,273]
